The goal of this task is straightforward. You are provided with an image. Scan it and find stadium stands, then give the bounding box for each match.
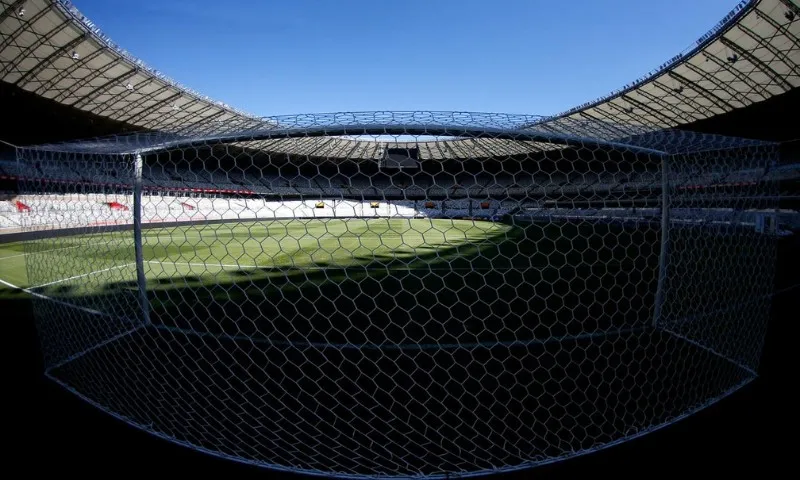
[2,158,795,232]
[0,1,798,477]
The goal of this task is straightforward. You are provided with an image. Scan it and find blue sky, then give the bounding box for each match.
[73,0,740,117]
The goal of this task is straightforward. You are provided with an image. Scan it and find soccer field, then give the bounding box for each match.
[0,216,660,347]
[0,216,761,475]
[0,218,510,291]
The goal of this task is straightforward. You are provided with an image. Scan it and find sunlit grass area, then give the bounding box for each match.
[0,218,510,296]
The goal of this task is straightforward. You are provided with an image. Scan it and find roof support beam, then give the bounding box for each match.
[581,105,635,133]
[632,86,700,124]
[318,138,340,158]
[738,15,800,74]
[3,17,72,76]
[619,93,677,126]
[151,96,206,131]
[467,138,496,158]
[90,76,160,116]
[602,99,653,127]
[53,55,123,102]
[576,111,631,139]
[720,36,794,91]
[0,0,28,24]
[752,7,800,51]
[168,102,223,132]
[510,139,537,155]
[650,79,711,118]
[318,138,337,158]
[13,32,87,87]
[157,104,224,134]
[682,62,750,106]
[261,139,287,153]
[481,140,510,157]
[121,90,181,124]
[69,67,139,109]
[116,82,174,119]
[241,138,267,152]
[778,0,800,17]
[667,71,734,112]
[532,121,571,138]
[310,137,336,158]
[682,61,751,105]
[286,138,308,158]
[548,117,597,140]
[287,138,311,157]
[531,121,562,134]
[0,1,58,53]
[433,140,449,160]
[700,50,771,100]
[442,139,464,160]
[327,138,353,158]
[343,139,364,160]
[34,45,107,95]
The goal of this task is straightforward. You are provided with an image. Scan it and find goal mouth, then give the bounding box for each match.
[8,111,781,478]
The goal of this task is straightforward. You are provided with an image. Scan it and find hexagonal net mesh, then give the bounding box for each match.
[14,112,781,477]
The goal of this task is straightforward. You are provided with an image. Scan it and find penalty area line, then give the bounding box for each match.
[0,239,129,261]
[0,277,111,317]
[144,260,527,272]
[0,243,86,260]
[146,260,258,269]
[146,259,585,273]
[30,263,137,289]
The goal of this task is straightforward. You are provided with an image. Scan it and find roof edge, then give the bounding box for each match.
[541,0,757,123]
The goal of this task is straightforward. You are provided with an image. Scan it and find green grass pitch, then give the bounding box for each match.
[0,217,661,348]
[0,218,510,293]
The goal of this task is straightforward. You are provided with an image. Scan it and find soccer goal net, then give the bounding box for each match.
[12,112,781,477]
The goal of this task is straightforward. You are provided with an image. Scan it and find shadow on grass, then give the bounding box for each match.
[10,218,784,477]
[30,219,663,348]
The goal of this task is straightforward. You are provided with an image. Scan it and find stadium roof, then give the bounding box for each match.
[0,0,268,134]
[1,0,798,158]
[534,0,800,130]
[25,112,775,161]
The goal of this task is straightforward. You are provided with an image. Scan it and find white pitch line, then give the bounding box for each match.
[0,240,127,261]
[30,263,136,289]
[146,260,584,272]
[0,243,84,260]
[0,252,31,260]
[147,260,258,269]
[0,277,109,317]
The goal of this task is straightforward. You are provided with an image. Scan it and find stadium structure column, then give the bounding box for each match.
[133,152,151,326]
[652,153,671,328]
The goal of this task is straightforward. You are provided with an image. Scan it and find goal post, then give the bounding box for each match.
[132,152,150,326]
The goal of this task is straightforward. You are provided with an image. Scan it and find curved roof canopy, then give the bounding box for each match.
[536,0,800,131]
[1,0,798,159]
[26,111,774,164]
[0,0,267,135]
